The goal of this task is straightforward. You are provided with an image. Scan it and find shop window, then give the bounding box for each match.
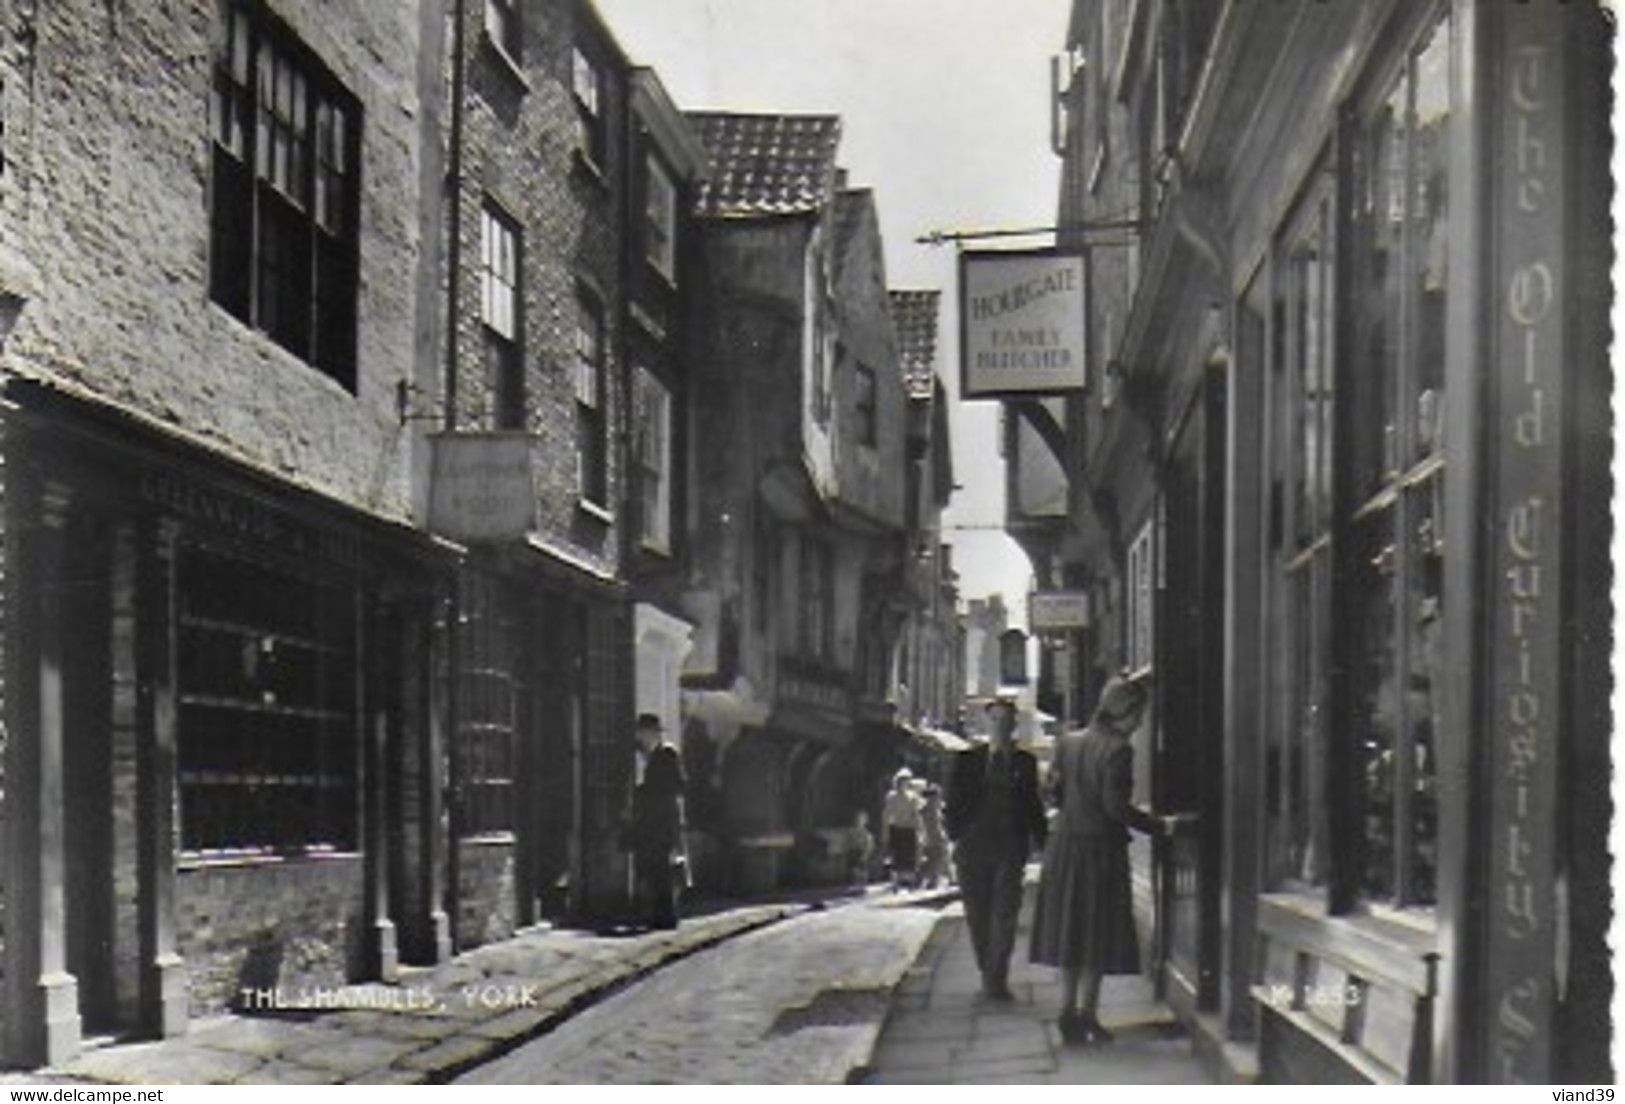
[176,546,357,854]
[855,363,877,447]
[458,573,519,837]
[572,46,605,169]
[1261,9,1449,911]
[574,289,608,507]
[210,0,359,389]
[1343,10,1450,908]
[1267,178,1335,890]
[634,367,671,552]
[645,154,677,283]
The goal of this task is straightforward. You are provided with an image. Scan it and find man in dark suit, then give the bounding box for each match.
[628,713,686,930]
[946,694,1048,1000]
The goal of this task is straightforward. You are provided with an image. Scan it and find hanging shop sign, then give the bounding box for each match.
[428,433,537,543]
[959,250,1086,398]
[1029,589,1091,632]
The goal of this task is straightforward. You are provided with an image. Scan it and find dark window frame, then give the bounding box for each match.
[209,0,361,390]
[633,365,672,553]
[644,152,677,284]
[572,45,607,170]
[480,200,525,429]
[175,541,359,855]
[457,572,521,838]
[573,287,609,508]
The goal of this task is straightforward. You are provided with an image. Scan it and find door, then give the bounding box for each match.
[1157,373,1227,1010]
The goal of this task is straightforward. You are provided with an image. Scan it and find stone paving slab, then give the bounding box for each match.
[863,888,1213,1086]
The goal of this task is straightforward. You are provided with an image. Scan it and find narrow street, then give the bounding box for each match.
[455,880,1211,1086]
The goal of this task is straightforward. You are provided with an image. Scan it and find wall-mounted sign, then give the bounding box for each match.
[428,433,536,543]
[960,250,1086,398]
[1030,590,1091,631]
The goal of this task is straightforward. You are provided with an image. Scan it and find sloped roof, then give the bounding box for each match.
[830,187,878,287]
[889,289,942,399]
[686,112,843,219]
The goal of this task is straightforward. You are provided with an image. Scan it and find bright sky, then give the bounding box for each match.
[595,0,1072,627]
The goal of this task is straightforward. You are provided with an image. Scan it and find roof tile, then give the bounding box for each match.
[687,112,843,218]
[889,290,942,398]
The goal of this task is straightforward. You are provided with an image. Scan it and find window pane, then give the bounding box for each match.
[210,2,360,386]
[177,546,357,852]
[1287,559,1329,884]
[481,207,518,339]
[1412,19,1451,463]
[1341,11,1451,908]
[573,48,598,114]
[646,156,676,280]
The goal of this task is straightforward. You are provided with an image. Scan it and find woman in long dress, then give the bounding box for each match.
[1029,672,1175,1044]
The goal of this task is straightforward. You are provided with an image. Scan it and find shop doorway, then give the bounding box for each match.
[1157,370,1228,1011]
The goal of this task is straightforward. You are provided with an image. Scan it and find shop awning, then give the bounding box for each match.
[911,726,972,754]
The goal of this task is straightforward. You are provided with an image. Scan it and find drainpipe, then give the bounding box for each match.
[441,0,466,953]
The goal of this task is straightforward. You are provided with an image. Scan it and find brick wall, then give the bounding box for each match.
[2,0,429,524]
[176,856,366,1017]
[448,0,626,574]
[455,838,516,950]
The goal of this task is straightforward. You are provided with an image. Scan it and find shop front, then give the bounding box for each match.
[1198,0,1610,1083]
[1,381,456,1065]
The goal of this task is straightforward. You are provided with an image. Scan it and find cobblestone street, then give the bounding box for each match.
[456,896,944,1084]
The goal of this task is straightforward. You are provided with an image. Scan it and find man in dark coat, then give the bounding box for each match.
[946,694,1048,1000]
[628,713,686,930]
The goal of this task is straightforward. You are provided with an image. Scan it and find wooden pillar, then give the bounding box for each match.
[425,586,453,961]
[135,517,187,1038]
[363,590,399,981]
[4,480,83,1066]
[1221,305,1266,1042]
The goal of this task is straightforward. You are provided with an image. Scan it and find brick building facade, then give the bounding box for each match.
[0,0,450,1064]
[0,0,960,1070]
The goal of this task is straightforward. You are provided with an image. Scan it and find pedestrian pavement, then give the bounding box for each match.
[0,903,801,1086]
[860,886,1213,1085]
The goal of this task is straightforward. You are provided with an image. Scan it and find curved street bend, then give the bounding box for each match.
[457,885,1211,1086]
[10,884,1213,1085]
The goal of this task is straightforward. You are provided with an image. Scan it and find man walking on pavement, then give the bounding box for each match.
[627,713,687,930]
[946,694,1048,1000]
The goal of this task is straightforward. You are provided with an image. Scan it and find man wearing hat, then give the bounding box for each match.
[627,713,686,930]
[945,693,1048,1000]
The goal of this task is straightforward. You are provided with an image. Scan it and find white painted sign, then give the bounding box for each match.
[960,250,1086,397]
[1030,590,1091,631]
[429,433,536,542]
